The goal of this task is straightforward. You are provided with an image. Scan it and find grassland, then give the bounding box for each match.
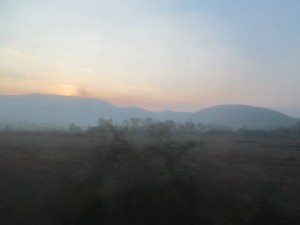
[0,131,299,225]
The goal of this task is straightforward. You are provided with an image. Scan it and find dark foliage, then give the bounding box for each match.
[0,125,300,225]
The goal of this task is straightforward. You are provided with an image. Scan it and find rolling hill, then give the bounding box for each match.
[192,104,297,130]
[0,94,297,129]
[0,94,151,126]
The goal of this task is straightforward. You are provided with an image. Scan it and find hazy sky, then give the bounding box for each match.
[1,0,299,116]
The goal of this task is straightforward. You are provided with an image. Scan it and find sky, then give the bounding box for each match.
[0,0,300,116]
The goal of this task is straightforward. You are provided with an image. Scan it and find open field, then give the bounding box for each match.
[0,132,300,225]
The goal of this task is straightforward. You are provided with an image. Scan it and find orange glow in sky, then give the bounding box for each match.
[1,0,300,117]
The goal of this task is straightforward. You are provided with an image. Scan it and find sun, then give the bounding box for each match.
[50,84,78,96]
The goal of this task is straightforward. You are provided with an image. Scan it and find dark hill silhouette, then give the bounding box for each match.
[192,104,297,130]
[0,94,154,126]
[0,94,297,129]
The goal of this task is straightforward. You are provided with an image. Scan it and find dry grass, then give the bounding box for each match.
[0,131,299,225]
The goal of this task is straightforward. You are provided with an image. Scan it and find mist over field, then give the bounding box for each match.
[1,0,300,224]
[1,96,300,224]
[1,120,300,225]
[0,93,298,130]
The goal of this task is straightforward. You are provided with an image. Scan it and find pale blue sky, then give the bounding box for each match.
[0,0,299,116]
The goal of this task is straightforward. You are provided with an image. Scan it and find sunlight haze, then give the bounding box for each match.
[0,0,299,116]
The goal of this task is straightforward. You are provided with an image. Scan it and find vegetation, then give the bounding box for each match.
[0,119,300,224]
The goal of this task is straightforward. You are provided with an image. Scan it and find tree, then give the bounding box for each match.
[147,121,172,140]
[68,123,82,133]
[96,118,114,133]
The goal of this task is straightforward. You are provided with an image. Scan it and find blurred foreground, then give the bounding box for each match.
[0,130,300,225]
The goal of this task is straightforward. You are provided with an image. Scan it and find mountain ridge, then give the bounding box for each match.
[192,104,297,130]
[0,93,297,129]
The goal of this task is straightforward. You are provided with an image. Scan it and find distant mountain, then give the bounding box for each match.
[192,104,297,130]
[0,94,297,130]
[0,94,188,127]
[155,110,192,121]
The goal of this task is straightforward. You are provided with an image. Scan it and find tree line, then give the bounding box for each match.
[77,117,300,139]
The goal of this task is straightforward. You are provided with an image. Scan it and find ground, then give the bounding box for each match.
[0,131,299,225]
